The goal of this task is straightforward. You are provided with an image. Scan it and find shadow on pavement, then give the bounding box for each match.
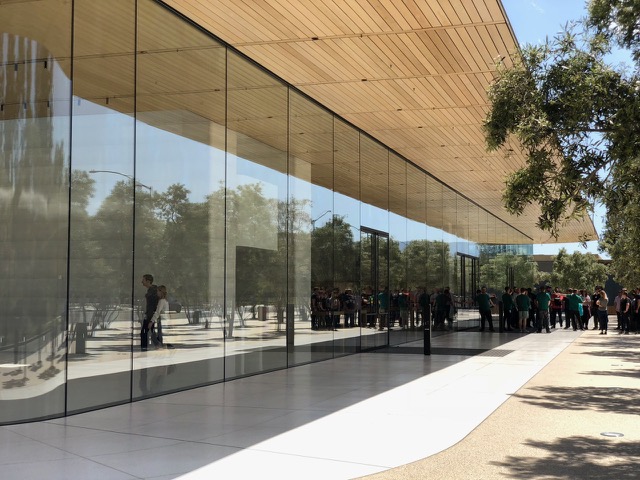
[575,345,640,364]
[580,368,640,379]
[490,436,640,479]
[512,386,640,414]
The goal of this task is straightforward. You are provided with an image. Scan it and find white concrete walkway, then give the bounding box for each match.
[0,329,581,480]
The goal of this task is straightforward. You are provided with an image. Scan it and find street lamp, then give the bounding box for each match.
[311,210,331,230]
[88,170,152,193]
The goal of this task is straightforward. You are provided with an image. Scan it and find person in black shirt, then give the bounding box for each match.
[591,288,601,330]
[341,288,356,328]
[634,289,640,334]
[141,274,158,351]
[619,290,631,334]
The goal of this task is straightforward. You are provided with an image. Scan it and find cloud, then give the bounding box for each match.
[530,0,544,14]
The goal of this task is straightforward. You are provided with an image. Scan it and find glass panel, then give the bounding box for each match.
[289,90,334,364]
[360,136,388,232]
[0,0,71,423]
[426,178,446,335]
[133,0,226,397]
[226,51,288,378]
[333,119,360,355]
[389,154,407,346]
[406,164,427,341]
[360,136,389,349]
[360,229,389,349]
[67,0,135,412]
[468,204,481,258]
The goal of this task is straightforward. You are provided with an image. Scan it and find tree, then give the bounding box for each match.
[1,38,68,346]
[484,2,640,278]
[549,248,608,291]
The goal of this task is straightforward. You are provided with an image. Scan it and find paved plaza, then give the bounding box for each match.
[3,325,635,479]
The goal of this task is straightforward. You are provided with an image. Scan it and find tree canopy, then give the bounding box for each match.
[549,248,609,291]
[484,1,640,283]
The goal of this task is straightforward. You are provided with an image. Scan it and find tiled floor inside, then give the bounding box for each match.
[0,329,581,480]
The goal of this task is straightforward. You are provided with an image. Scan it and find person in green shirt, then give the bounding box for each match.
[536,286,552,333]
[378,287,389,330]
[501,287,514,331]
[515,287,531,333]
[476,287,494,332]
[567,288,584,331]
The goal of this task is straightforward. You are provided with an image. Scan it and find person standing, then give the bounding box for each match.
[398,288,410,329]
[501,287,514,331]
[614,290,622,331]
[341,288,356,328]
[581,289,591,330]
[634,288,640,334]
[597,287,609,334]
[619,290,631,334]
[378,287,389,331]
[310,287,321,331]
[515,287,531,333]
[527,288,536,330]
[149,285,169,348]
[443,288,454,331]
[566,289,583,331]
[476,287,495,332]
[435,289,447,331]
[141,274,159,352]
[591,287,601,330]
[329,288,341,330]
[536,286,552,333]
[418,287,430,330]
[550,287,564,328]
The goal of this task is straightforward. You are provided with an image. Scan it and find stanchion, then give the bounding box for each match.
[498,301,504,333]
[424,304,431,355]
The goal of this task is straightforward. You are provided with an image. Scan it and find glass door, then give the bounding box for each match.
[458,254,479,330]
[360,228,389,350]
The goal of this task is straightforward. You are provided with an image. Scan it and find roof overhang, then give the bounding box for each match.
[0,0,597,244]
[163,0,596,244]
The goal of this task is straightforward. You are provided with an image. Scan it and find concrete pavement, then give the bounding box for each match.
[360,328,640,480]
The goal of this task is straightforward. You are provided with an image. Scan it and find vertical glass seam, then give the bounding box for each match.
[222,45,228,374]
[285,86,290,367]
[130,0,139,400]
[64,0,77,416]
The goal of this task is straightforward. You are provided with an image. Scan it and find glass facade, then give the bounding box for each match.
[0,0,532,423]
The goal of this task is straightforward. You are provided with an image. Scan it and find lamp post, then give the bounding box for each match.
[88,170,152,193]
[311,210,331,230]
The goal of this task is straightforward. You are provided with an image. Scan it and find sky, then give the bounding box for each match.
[501,0,630,260]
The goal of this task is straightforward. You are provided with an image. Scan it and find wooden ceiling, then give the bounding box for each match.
[164,0,596,244]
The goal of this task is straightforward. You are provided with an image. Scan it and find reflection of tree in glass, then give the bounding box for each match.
[0,36,68,366]
[152,183,209,323]
[480,252,541,292]
[312,216,357,289]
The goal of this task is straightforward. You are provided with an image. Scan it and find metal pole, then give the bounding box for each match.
[424,303,431,355]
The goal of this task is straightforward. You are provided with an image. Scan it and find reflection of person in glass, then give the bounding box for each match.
[141,274,158,351]
[149,285,169,347]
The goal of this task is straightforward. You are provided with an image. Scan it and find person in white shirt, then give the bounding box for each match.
[149,285,169,348]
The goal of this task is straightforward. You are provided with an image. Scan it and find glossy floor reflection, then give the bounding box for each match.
[0,329,582,480]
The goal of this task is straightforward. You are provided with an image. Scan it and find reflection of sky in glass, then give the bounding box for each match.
[75,101,284,215]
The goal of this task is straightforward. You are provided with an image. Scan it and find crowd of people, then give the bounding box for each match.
[309,286,459,332]
[483,285,640,335]
[311,286,457,330]
[309,284,640,336]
